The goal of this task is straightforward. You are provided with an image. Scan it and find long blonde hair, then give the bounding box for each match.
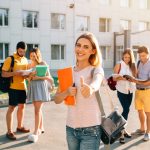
[75,32,102,67]
[30,47,42,64]
[122,49,136,77]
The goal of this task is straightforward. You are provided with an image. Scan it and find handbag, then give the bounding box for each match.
[91,68,126,146]
[95,89,127,145]
[107,63,121,91]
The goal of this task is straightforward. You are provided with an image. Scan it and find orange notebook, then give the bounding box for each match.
[57,67,75,105]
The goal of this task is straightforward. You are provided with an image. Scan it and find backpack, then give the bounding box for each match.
[0,56,14,93]
[107,64,121,91]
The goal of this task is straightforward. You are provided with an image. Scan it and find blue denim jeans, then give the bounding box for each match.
[117,91,133,120]
[66,125,101,150]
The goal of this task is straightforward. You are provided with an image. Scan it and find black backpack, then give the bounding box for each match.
[0,56,14,93]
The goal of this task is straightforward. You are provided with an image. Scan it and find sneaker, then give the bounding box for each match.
[16,127,30,133]
[28,134,38,143]
[132,129,145,135]
[6,132,17,140]
[143,133,150,141]
[119,138,125,144]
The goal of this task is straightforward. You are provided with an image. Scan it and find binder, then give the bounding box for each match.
[36,65,48,77]
[57,67,75,105]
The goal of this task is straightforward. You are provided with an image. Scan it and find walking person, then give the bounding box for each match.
[2,41,30,140]
[113,49,137,144]
[130,46,150,141]
[54,32,104,150]
[27,48,54,142]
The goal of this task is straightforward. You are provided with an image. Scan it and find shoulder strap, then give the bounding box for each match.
[118,63,121,74]
[137,60,140,69]
[9,56,14,83]
[91,68,106,117]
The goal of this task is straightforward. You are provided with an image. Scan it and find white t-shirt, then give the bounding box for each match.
[66,65,104,128]
[116,60,136,94]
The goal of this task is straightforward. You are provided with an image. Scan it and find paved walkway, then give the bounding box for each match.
[0,69,150,149]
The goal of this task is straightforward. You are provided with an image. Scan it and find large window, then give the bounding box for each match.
[99,18,111,32]
[99,0,110,5]
[0,9,8,26]
[0,43,9,60]
[100,46,111,60]
[120,19,131,31]
[138,21,148,31]
[76,16,89,31]
[51,45,65,60]
[23,11,38,28]
[139,0,147,9]
[116,45,123,61]
[51,13,65,30]
[26,44,39,59]
[120,0,130,7]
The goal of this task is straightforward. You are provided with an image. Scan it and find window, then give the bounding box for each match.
[51,45,65,60]
[132,45,139,61]
[138,21,148,31]
[116,45,123,61]
[0,43,9,60]
[23,11,38,28]
[138,0,150,9]
[100,46,111,60]
[76,16,89,31]
[99,18,111,32]
[120,19,131,31]
[51,13,65,30]
[99,0,110,5]
[0,9,8,26]
[26,44,39,59]
[120,0,130,7]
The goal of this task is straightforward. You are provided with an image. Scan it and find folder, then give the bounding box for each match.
[36,65,48,77]
[57,67,75,105]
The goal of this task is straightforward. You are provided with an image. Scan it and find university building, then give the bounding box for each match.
[0,0,150,70]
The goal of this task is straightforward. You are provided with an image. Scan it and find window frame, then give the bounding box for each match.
[99,18,111,32]
[51,13,66,30]
[76,15,89,32]
[0,43,9,61]
[23,10,39,28]
[0,8,8,27]
[51,44,65,60]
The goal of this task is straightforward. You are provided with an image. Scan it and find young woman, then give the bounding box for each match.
[54,32,104,150]
[113,49,137,144]
[27,48,54,142]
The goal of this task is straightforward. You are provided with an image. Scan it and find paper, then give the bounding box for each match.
[57,67,75,105]
[17,68,34,76]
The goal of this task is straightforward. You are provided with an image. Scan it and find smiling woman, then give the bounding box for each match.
[54,32,104,150]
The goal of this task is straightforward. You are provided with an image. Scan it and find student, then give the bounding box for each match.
[2,41,30,140]
[128,46,150,141]
[113,49,137,144]
[27,48,54,142]
[54,32,104,150]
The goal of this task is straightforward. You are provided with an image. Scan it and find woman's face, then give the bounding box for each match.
[30,52,36,62]
[75,38,95,62]
[123,53,131,64]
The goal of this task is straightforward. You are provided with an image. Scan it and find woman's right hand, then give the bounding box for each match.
[67,86,77,96]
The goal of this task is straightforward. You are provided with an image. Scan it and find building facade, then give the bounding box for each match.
[0,0,150,70]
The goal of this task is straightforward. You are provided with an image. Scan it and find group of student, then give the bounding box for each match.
[1,32,150,150]
[2,43,54,142]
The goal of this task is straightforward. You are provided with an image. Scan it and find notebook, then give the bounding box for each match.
[57,67,75,105]
[36,65,48,77]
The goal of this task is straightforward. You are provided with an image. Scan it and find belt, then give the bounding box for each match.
[137,88,150,90]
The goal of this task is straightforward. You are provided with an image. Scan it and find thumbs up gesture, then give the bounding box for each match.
[80,76,94,98]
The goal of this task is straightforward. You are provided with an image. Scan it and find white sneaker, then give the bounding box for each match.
[28,134,38,142]
[143,133,150,141]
